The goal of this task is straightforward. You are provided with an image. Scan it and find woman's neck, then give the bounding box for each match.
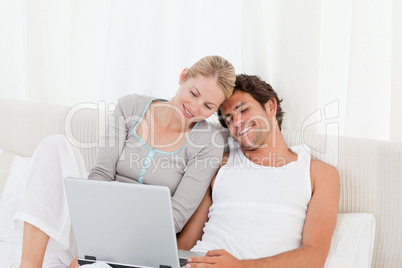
[151,101,194,133]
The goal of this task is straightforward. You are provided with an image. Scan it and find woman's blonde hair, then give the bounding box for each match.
[184,55,235,100]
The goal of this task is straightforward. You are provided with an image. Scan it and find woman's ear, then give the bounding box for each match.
[179,68,189,85]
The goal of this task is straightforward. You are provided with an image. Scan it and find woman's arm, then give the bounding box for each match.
[88,95,136,181]
[177,152,229,250]
[177,186,212,250]
[170,127,225,233]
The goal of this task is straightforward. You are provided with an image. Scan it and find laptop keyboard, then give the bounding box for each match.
[80,257,189,267]
[179,258,188,267]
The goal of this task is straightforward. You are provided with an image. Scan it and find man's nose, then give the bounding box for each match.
[233,114,243,128]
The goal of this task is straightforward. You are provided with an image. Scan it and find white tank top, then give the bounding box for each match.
[192,137,312,260]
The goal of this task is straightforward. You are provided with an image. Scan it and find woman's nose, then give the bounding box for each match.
[193,100,202,114]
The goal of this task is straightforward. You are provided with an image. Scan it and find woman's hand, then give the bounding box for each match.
[68,258,80,268]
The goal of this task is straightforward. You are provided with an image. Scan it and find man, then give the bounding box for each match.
[177,74,340,268]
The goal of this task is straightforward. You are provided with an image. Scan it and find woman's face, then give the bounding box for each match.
[172,69,226,124]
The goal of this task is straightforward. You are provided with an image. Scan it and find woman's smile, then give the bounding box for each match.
[182,104,195,118]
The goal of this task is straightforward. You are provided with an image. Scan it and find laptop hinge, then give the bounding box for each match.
[159,266,172,268]
[78,256,97,266]
[85,255,97,261]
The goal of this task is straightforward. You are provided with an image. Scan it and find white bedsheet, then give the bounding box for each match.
[0,241,21,268]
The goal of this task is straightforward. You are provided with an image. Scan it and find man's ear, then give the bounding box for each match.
[265,98,278,117]
[179,68,189,85]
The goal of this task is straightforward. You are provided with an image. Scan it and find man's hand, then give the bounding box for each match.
[68,258,80,268]
[186,249,243,268]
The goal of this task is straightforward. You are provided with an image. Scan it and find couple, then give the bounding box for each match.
[17,56,339,268]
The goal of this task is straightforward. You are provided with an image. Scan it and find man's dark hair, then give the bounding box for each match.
[218,74,284,130]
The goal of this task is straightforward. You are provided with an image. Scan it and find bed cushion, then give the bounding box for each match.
[325,213,376,268]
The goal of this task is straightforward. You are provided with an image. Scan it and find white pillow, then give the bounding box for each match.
[325,213,376,268]
[0,149,31,243]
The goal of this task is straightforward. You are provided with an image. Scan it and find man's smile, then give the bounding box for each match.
[237,123,254,138]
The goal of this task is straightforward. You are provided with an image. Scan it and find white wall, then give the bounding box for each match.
[0,0,401,142]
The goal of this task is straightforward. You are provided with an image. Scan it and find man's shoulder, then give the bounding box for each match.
[221,152,230,167]
[310,159,340,192]
[310,159,338,176]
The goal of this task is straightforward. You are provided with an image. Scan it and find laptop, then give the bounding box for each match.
[64,177,205,268]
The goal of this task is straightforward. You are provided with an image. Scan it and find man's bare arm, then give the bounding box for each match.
[187,159,340,268]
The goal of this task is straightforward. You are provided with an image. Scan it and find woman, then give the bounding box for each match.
[17,55,236,268]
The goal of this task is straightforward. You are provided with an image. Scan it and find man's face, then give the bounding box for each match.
[220,91,273,151]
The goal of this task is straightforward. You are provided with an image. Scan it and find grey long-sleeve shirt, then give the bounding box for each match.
[88,94,224,232]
